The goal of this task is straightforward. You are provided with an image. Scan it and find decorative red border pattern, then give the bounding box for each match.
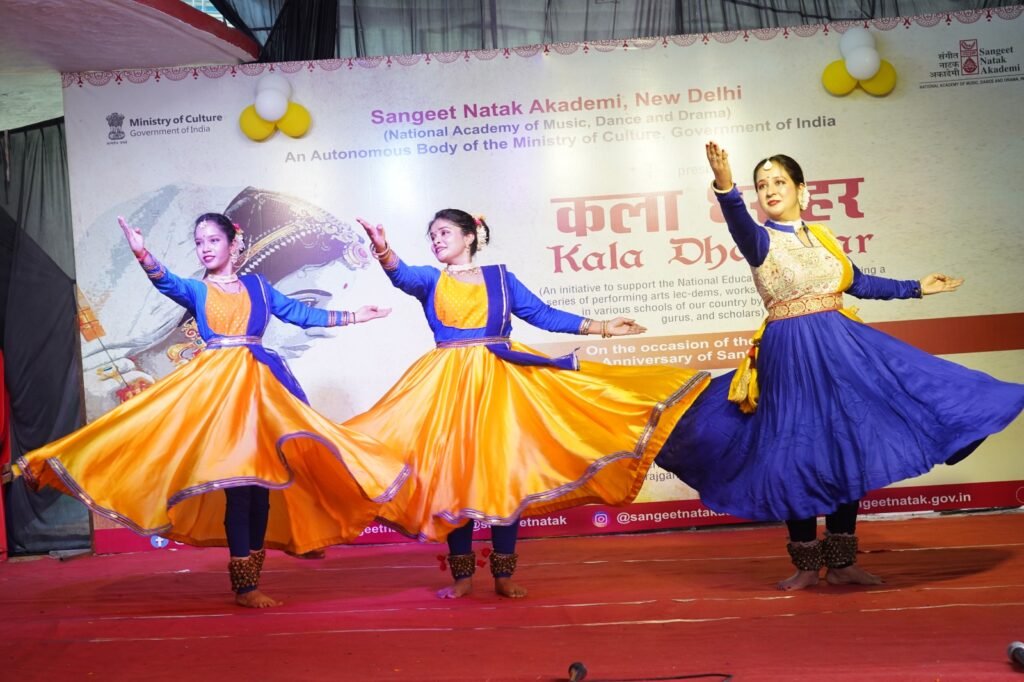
[61,7,1022,89]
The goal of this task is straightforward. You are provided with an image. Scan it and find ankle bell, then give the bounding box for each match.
[489,551,519,579]
[786,540,823,572]
[447,552,477,581]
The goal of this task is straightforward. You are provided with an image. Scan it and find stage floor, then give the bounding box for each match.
[2,511,1022,681]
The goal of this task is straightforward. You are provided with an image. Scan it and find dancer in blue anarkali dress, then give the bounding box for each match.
[657,142,1024,590]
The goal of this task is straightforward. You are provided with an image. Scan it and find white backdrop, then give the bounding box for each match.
[62,10,1024,526]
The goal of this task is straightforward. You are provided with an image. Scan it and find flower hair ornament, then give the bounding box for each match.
[798,186,810,211]
[230,221,246,264]
[473,214,489,251]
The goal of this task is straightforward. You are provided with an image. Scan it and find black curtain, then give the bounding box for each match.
[262,0,340,61]
[210,0,1023,60]
[0,121,90,554]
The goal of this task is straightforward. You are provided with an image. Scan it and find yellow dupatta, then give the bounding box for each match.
[727,223,862,413]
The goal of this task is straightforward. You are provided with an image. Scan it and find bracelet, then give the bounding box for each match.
[710,181,734,195]
[601,321,612,338]
[579,318,593,335]
[371,243,392,260]
[331,311,355,326]
[135,248,150,262]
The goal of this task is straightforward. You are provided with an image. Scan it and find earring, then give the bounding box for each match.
[798,187,809,211]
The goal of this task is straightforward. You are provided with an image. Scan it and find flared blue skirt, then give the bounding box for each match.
[657,311,1024,521]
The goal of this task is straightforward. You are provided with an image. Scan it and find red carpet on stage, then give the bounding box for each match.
[2,512,1022,681]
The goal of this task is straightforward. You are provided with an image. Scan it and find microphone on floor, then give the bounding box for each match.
[568,661,588,681]
[1009,641,1024,667]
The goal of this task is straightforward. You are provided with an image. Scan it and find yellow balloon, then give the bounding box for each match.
[821,59,858,96]
[239,105,276,141]
[276,102,312,138]
[859,60,897,96]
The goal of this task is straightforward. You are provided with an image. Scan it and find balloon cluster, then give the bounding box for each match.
[238,74,312,141]
[822,28,897,97]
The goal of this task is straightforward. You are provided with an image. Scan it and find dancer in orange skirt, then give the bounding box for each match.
[17,213,409,608]
[352,210,709,599]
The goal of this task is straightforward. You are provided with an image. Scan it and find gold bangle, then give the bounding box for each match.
[371,243,391,260]
[601,321,612,338]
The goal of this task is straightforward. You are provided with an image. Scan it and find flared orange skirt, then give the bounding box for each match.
[344,342,709,542]
[17,347,409,554]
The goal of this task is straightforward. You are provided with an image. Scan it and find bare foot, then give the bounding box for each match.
[436,577,473,599]
[826,564,883,586]
[235,589,283,608]
[494,576,527,598]
[777,569,819,591]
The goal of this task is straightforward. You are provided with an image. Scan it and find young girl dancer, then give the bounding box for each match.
[18,213,409,607]
[350,210,709,599]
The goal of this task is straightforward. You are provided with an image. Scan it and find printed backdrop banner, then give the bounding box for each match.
[60,9,1024,551]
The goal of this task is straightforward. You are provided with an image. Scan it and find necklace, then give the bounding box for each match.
[207,273,239,284]
[445,262,480,275]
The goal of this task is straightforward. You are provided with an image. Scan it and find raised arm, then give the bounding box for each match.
[706,142,769,266]
[118,216,198,309]
[356,217,438,300]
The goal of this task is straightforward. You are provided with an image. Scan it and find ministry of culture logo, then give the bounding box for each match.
[106,112,125,140]
[959,39,979,75]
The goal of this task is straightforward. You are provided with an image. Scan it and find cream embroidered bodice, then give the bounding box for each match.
[751,227,844,309]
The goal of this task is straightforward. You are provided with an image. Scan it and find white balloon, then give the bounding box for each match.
[844,46,881,80]
[839,27,875,58]
[256,73,292,98]
[254,89,289,122]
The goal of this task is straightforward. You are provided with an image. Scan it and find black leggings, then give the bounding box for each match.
[786,500,859,543]
[224,486,270,558]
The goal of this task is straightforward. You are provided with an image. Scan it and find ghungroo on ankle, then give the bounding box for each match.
[489,552,519,578]
[447,552,477,581]
[786,540,823,572]
[822,533,858,569]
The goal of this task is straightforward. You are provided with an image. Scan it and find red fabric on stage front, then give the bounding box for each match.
[2,512,1022,680]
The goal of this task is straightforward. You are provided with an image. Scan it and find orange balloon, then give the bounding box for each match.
[859,60,897,96]
[821,59,857,96]
[276,102,312,138]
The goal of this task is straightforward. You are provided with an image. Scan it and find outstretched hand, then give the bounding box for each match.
[919,273,964,295]
[353,305,392,323]
[705,141,733,191]
[606,317,647,336]
[355,217,388,252]
[117,216,145,256]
